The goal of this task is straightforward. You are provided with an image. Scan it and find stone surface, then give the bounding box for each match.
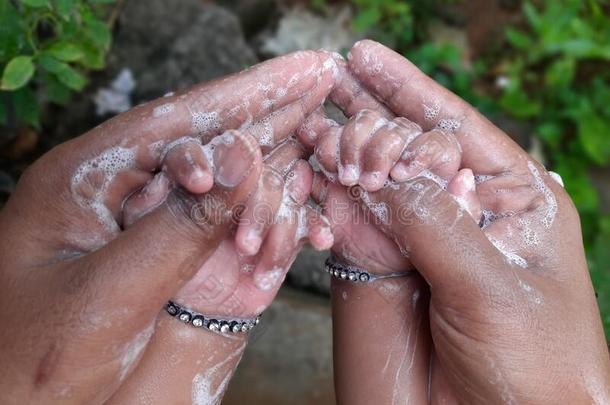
[288,245,330,295]
[259,6,359,57]
[108,0,258,102]
[223,286,334,405]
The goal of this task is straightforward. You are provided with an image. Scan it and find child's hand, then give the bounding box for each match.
[122,137,333,317]
[305,109,479,274]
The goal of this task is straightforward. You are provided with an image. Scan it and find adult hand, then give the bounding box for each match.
[343,40,610,404]
[300,55,479,276]
[0,51,335,404]
[108,138,333,405]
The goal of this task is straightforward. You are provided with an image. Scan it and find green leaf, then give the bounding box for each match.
[1,56,35,91]
[352,8,381,33]
[12,87,40,128]
[83,17,111,50]
[0,1,26,61]
[544,58,575,88]
[506,29,533,50]
[45,41,84,62]
[79,38,106,69]
[577,110,610,165]
[55,64,86,91]
[54,0,75,17]
[88,0,116,3]
[500,87,541,118]
[21,0,50,7]
[41,71,71,104]
[536,121,562,149]
[38,54,87,90]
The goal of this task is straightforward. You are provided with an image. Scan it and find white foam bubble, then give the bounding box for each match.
[119,323,154,382]
[71,146,138,233]
[548,171,564,187]
[192,111,220,134]
[418,169,448,189]
[528,161,557,228]
[423,101,440,120]
[475,174,496,184]
[254,267,285,291]
[160,136,199,162]
[360,190,388,222]
[489,237,528,268]
[152,103,175,117]
[480,209,496,229]
[436,118,461,132]
[294,206,309,242]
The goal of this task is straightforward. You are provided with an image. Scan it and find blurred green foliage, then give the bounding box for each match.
[343,0,610,335]
[0,0,115,129]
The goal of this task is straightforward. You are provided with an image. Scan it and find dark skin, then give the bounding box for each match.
[0,50,337,404]
[0,40,608,405]
[314,40,610,404]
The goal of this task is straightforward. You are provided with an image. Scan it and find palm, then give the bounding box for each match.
[323,181,411,274]
[161,238,287,318]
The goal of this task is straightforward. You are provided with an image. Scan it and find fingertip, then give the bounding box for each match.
[359,171,384,192]
[236,228,263,256]
[309,224,334,250]
[186,166,214,194]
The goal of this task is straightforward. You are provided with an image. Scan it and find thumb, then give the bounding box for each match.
[362,178,512,302]
[64,130,262,331]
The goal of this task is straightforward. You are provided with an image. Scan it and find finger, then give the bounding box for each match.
[447,168,482,221]
[67,130,263,333]
[359,117,420,191]
[162,139,213,194]
[234,165,284,256]
[362,178,515,302]
[476,173,541,216]
[339,109,388,186]
[314,125,342,181]
[251,158,313,291]
[324,50,394,119]
[295,106,340,149]
[251,215,297,293]
[303,206,334,251]
[311,171,330,205]
[70,51,336,166]
[122,172,171,227]
[390,129,461,184]
[244,63,335,153]
[234,140,305,256]
[347,40,530,175]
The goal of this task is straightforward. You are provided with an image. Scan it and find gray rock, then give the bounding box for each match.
[288,245,330,295]
[109,0,258,102]
[223,286,334,405]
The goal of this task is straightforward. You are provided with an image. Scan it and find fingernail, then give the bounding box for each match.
[390,163,410,181]
[461,169,476,192]
[145,172,170,195]
[242,229,262,256]
[213,132,255,187]
[339,164,360,185]
[313,226,334,250]
[359,171,383,191]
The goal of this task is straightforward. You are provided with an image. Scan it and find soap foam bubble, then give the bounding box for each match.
[152,103,175,117]
[71,146,138,234]
[528,161,557,228]
[192,111,220,134]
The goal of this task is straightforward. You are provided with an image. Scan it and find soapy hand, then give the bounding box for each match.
[339,40,610,404]
[0,51,336,404]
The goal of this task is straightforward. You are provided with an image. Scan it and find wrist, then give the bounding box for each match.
[325,255,413,284]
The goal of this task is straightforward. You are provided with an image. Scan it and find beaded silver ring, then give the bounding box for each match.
[324,257,412,283]
[165,301,260,334]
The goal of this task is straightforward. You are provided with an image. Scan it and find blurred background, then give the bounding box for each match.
[1,0,609,403]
